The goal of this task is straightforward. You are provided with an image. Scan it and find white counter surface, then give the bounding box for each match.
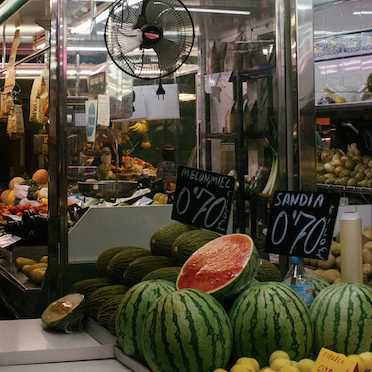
[0,319,115,366]
[0,359,132,372]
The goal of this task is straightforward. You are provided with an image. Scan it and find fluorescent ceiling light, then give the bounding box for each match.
[177,7,251,15]
[70,9,109,34]
[67,46,107,51]
[179,93,196,101]
[353,11,372,15]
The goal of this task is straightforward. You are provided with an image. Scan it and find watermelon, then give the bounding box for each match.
[176,233,259,301]
[310,274,329,298]
[171,229,221,265]
[229,281,313,367]
[142,266,181,283]
[150,221,197,257]
[116,280,176,364]
[142,288,233,372]
[310,282,372,355]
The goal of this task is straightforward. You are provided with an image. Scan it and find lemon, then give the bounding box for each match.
[359,352,372,371]
[236,357,260,372]
[296,358,315,372]
[348,354,366,372]
[230,365,255,372]
[159,194,169,204]
[153,192,163,201]
[269,351,291,366]
[290,361,297,366]
[213,369,228,372]
[335,96,347,103]
[270,358,292,371]
[260,368,276,372]
[278,366,300,372]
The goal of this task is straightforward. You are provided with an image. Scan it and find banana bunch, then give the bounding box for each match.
[129,120,148,134]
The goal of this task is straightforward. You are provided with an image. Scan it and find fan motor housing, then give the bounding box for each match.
[141,25,163,48]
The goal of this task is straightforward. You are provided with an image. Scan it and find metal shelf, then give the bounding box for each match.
[316,101,372,113]
[317,183,372,195]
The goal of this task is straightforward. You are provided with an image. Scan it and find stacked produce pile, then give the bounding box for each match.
[43,221,372,372]
[14,255,48,285]
[303,225,372,285]
[316,143,372,187]
[0,169,49,213]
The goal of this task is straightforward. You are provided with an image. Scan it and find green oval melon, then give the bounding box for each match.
[86,285,128,320]
[142,266,181,283]
[116,280,176,364]
[171,229,221,265]
[229,281,313,367]
[96,246,143,277]
[150,221,197,257]
[123,255,176,287]
[68,277,116,300]
[310,282,372,355]
[107,247,152,283]
[255,258,283,282]
[41,293,86,333]
[176,233,259,301]
[97,294,124,331]
[142,288,233,372]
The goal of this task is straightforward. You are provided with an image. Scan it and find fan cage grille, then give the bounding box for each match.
[105,0,195,79]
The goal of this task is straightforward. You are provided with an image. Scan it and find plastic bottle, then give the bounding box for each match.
[282,256,313,307]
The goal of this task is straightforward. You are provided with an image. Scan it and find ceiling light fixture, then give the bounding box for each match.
[177,7,251,15]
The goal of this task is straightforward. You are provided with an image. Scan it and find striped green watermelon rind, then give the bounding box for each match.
[310,282,372,355]
[142,288,233,372]
[310,274,330,299]
[115,279,176,364]
[176,233,260,302]
[229,281,313,367]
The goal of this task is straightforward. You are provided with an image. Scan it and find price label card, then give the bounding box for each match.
[171,166,235,234]
[311,347,358,372]
[265,191,340,260]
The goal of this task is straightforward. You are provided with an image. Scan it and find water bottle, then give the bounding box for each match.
[282,256,313,307]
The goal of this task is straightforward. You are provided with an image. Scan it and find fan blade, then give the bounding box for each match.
[144,0,167,25]
[117,28,143,54]
[152,38,181,71]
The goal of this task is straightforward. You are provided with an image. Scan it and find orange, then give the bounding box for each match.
[1,189,10,203]
[141,141,151,149]
[6,189,15,206]
[9,177,25,189]
[32,169,49,184]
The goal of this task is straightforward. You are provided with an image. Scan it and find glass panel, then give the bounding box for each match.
[63,0,279,252]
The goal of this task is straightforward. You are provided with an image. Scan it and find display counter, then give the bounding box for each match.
[0,317,146,371]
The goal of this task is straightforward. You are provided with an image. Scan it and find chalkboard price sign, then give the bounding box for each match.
[171,166,235,234]
[265,191,340,260]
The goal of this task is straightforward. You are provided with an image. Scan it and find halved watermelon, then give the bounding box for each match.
[176,233,259,301]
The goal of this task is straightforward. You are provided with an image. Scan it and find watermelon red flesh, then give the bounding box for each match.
[176,233,259,301]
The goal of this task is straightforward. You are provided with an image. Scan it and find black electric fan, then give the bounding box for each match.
[104,0,195,84]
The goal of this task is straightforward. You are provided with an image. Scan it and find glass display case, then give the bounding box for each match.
[0,0,316,317]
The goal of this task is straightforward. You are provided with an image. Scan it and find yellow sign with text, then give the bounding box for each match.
[311,348,358,372]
